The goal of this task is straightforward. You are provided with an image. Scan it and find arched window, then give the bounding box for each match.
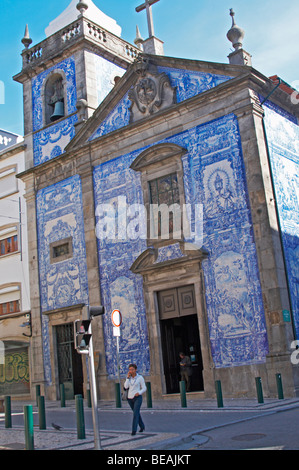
[44,72,66,125]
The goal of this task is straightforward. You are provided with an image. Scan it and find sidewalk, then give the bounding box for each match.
[1,396,299,450]
[98,395,299,412]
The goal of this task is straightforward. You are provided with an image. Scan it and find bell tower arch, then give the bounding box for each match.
[42,71,67,125]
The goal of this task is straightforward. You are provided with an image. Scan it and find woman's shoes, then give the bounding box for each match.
[131,426,145,435]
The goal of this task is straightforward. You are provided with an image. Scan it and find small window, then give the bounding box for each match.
[149,173,180,206]
[50,237,73,264]
[149,173,181,239]
[0,235,18,257]
[0,300,20,316]
[53,242,70,259]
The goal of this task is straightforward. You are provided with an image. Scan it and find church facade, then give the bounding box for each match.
[15,1,299,400]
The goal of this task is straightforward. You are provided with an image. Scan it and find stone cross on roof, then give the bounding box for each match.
[136,0,160,38]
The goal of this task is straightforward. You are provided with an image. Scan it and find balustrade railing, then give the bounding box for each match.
[22,17,140,69]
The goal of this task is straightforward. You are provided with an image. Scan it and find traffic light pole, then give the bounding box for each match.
[88,311,101,450]
[74,305,105,450]
[88,332,101,450]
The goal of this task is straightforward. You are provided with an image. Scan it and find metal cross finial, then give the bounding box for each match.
[136,0,160,38]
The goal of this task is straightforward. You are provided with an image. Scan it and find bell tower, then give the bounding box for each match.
[14,0,140,169]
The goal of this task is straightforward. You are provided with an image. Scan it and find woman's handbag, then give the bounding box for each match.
[122,387,128,401]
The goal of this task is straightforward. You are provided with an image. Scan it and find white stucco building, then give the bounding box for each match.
[0,130,31,397]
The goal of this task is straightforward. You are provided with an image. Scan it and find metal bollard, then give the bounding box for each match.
[215,380,224,408]
[146,382,152,408]
[255,377,264,404]
[115,383,122,408]
[179,381,187,408]
[276,373,284,400]
[35,385,41,406]
[60,383,65,408]
[87,387,92,408]
[38,396,46,430]
[75,395,86,439]
[24,405,34,450]
[4,396,12,428]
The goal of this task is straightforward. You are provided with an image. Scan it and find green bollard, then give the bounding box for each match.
[38,396,46,430]
[87,388,92,408]
[4,396,12,428]
[146,382,152,408]
[255,377,264,404]
[35,385,41,406]
[60,383,65,408]
[24,405,34,450]
[60,383,65,407]
[75,395,86,439]
[115,382,122,408]
[179,381,187,408]
[276,373,284,400]
[215,380,224,408]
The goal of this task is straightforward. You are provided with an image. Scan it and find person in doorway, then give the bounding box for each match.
[179,352,193,392]
[124,363,147,435]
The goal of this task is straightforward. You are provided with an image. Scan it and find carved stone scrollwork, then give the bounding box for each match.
[129,59,176,122]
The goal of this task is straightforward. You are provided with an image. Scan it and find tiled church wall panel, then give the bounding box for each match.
[36,175,89,385]
[263,102,299,338]
[93,112,269,376]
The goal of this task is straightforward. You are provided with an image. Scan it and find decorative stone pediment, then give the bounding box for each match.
[129,59,176,123]
[130,242,209,275]
[130,143,187,171]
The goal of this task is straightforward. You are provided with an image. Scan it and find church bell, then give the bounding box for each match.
[50,101,64,122]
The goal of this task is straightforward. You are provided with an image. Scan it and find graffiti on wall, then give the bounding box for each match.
[0,349,30,393]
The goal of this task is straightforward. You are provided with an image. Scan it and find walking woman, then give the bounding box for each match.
[124,363,147,435]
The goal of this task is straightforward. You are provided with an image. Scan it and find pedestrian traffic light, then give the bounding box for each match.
[89,306,105,318]
[74,319,92,353]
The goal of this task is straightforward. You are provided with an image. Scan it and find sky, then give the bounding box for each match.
[0,0,298,136]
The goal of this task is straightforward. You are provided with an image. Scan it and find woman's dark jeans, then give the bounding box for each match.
[127,395,145,433]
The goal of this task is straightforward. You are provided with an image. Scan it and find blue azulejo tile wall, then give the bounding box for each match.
[93,152,150,378]
[166,113,269,367]
[36,175,89,313]
[32,57,78,166]
[36,175,89,385]
[263,102,299,338]
[33,114,78,166]
[93,112,269,376]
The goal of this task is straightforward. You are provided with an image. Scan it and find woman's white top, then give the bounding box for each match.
[124,373,147,399]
